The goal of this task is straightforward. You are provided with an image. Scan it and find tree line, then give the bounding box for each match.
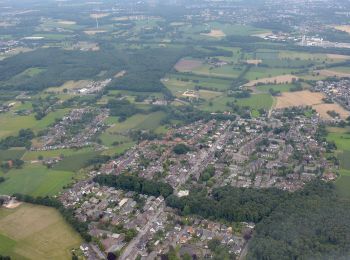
[93,174,174,198]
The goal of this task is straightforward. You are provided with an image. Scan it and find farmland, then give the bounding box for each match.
[0,203,82,259]
[0,164,74,196]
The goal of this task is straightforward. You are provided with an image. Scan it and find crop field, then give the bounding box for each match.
[0,164,73,196]
[275,90,324,108]
[191,64,242,79]
[315,69,350,78]
[244,67,297,81]
[201,29,226,38]
[313,103,350,120]
[174,58,203,72]
[275,90,349,119]
[0,203,82,259]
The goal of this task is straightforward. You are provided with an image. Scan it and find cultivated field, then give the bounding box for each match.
[315,69,350,78]
[0,203,82,259]
[333,25,350,34]
[174,58,203,72]
[201,29,226,38]
[275,90,350,119]
[245,74,298,87]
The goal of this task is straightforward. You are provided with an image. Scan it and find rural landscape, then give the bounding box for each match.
[0,0,350,259]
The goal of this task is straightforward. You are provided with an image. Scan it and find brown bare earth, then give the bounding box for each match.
[84,30,107,35]
[246,59,262,65]
[174,59,203,72]
[90,13,110,19]
[114,70,127,78]
[57,20,76,25]
[245,75,298,87]
[275,90,350,119]
[275,90,324,108]
[326,54,350,60]
[313,103,350,120]
[202,29,226,38]
[315,70,350,78]
[333,25,350,34]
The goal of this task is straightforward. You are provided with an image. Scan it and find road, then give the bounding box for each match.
[119,204,165,260]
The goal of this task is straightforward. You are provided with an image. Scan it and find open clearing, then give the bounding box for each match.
[0,203,82,259]
[90,13,110,19]
[174,58,203,72]
[275,90,350,119]
[201,29,226,38]
[245,74,298,87]
[246,59,262,65]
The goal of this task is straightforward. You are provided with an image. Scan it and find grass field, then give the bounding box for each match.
[0,203,82,259]
[327,129,350,198]
[256,84,295,93]
[21,147,93,161]
[0,164,73,196]
[235,94,274,110]
[53,151,99,172]
[0,109,70,138]
[0,148,26,161]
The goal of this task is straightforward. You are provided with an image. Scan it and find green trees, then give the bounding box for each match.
[94,174,174,198]
[173,144,190,155]
[0,129,35,150]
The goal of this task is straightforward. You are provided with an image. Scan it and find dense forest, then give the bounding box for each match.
[93,174,174,198]
[165,181,350,259]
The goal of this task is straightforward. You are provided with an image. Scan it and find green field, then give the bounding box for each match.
[244,67,297,81]
[327,129,350,198]
[0,164,73,196]
[235,94,274,110]
[256,84,295,93]
[0,203,82,259]
[0,108,70,138]
[53,151,99,172]
[0,148,26,161]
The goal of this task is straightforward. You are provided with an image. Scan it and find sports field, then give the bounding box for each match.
[0,203,82,259]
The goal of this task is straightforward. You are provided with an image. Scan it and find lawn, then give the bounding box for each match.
[327,132,350,151]
[0,164,73,196]
[22,147,93,161]
[235,94,274,110]
[0,203,82,259]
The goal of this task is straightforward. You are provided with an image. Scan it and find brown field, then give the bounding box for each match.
[333,25,350,34]
[84,30,107,35]
[275,90,324,108]
[315,69,350,78]
[174,59,203,72]
[326,54,350,60]
[57,20,76,25]
[202,29,226,38]
[114,70,127,78]
[275,90,350,119]
[46,80,90,93]
[246,59,262,65]
[90,13,110,19]
[313,103,350,120]
[245,75,298,87]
